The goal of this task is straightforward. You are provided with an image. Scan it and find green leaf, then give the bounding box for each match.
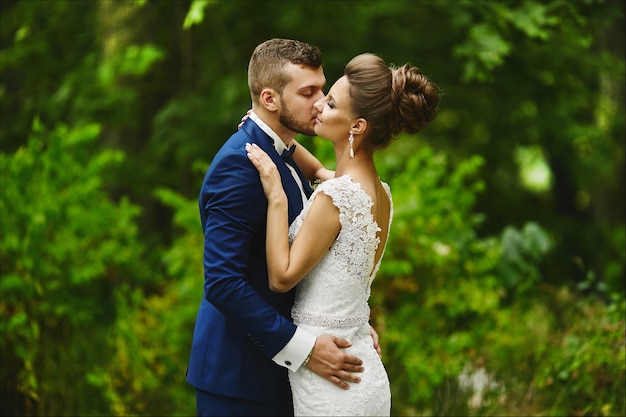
[184,0,214,29]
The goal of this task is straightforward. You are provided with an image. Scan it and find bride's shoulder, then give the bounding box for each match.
[315,175,370,210]
[315,174,358,194]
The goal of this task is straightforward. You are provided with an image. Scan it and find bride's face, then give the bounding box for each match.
[313,76,354,144]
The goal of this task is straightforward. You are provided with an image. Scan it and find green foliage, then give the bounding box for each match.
[368,140,624,416]
[451,0,561,83]
[0,0,623,415]
[68,184,204,416]
[369,140,502,414]
[533,291,626,416]
[499,222,553,293]
[81,186,203,416]
[0,120,146,414]
[184,0,217,29]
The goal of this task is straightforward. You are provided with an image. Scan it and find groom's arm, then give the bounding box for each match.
[201,148,297,356]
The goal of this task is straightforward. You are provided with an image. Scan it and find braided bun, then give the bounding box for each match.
[344,53,440,151]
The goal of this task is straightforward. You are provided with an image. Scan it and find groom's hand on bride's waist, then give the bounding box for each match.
[305,334,364,390]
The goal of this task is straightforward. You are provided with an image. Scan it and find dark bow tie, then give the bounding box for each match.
[281,144,296,164]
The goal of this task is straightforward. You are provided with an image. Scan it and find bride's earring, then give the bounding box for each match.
[349,131,355,158]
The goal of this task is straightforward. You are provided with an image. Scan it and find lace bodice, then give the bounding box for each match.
[288,174,392,329]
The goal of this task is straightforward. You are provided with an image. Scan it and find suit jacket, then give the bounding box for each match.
[186,118,313,405]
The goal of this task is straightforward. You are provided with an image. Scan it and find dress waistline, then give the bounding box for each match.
[291,307,370,328]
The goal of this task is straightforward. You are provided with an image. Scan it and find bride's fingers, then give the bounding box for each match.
[246,144,270,165]
[246,144,264,164]
[246,144,276,176]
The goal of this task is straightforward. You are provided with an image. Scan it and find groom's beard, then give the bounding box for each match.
[279,99,316,137]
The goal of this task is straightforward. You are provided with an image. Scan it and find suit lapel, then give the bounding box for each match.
[242,120,308,221]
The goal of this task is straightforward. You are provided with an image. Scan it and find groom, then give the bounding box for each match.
[186,39,365,416]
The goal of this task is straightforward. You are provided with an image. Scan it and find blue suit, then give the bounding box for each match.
[186,118,313,415]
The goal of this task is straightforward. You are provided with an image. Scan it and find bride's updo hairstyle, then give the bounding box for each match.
[344,53,440,152]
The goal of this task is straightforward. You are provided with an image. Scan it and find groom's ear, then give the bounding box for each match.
[260,88,279,112]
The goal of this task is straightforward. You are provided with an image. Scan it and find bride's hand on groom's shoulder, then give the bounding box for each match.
[246,143,285,202]
[237,109,252,130]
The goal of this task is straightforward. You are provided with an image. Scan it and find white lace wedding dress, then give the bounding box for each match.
[288,174,392,416]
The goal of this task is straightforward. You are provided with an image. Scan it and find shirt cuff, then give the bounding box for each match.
[272,327,316,372]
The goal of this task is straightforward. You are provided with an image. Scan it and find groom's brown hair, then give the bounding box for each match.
[248,38,322,105]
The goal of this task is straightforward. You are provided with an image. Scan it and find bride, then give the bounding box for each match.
[246,53,440,416]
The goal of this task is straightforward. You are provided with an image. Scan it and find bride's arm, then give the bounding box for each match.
[292,141,335,181]
[246,143,340,292]
[268,192,339,292]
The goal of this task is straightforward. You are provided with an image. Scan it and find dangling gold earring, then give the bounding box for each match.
[349,131,354,158]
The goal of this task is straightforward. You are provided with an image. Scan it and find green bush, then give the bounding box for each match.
[0,120,146,415]
[86,186,203,416]
[367,139,624,416]
[370,139,502,415]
